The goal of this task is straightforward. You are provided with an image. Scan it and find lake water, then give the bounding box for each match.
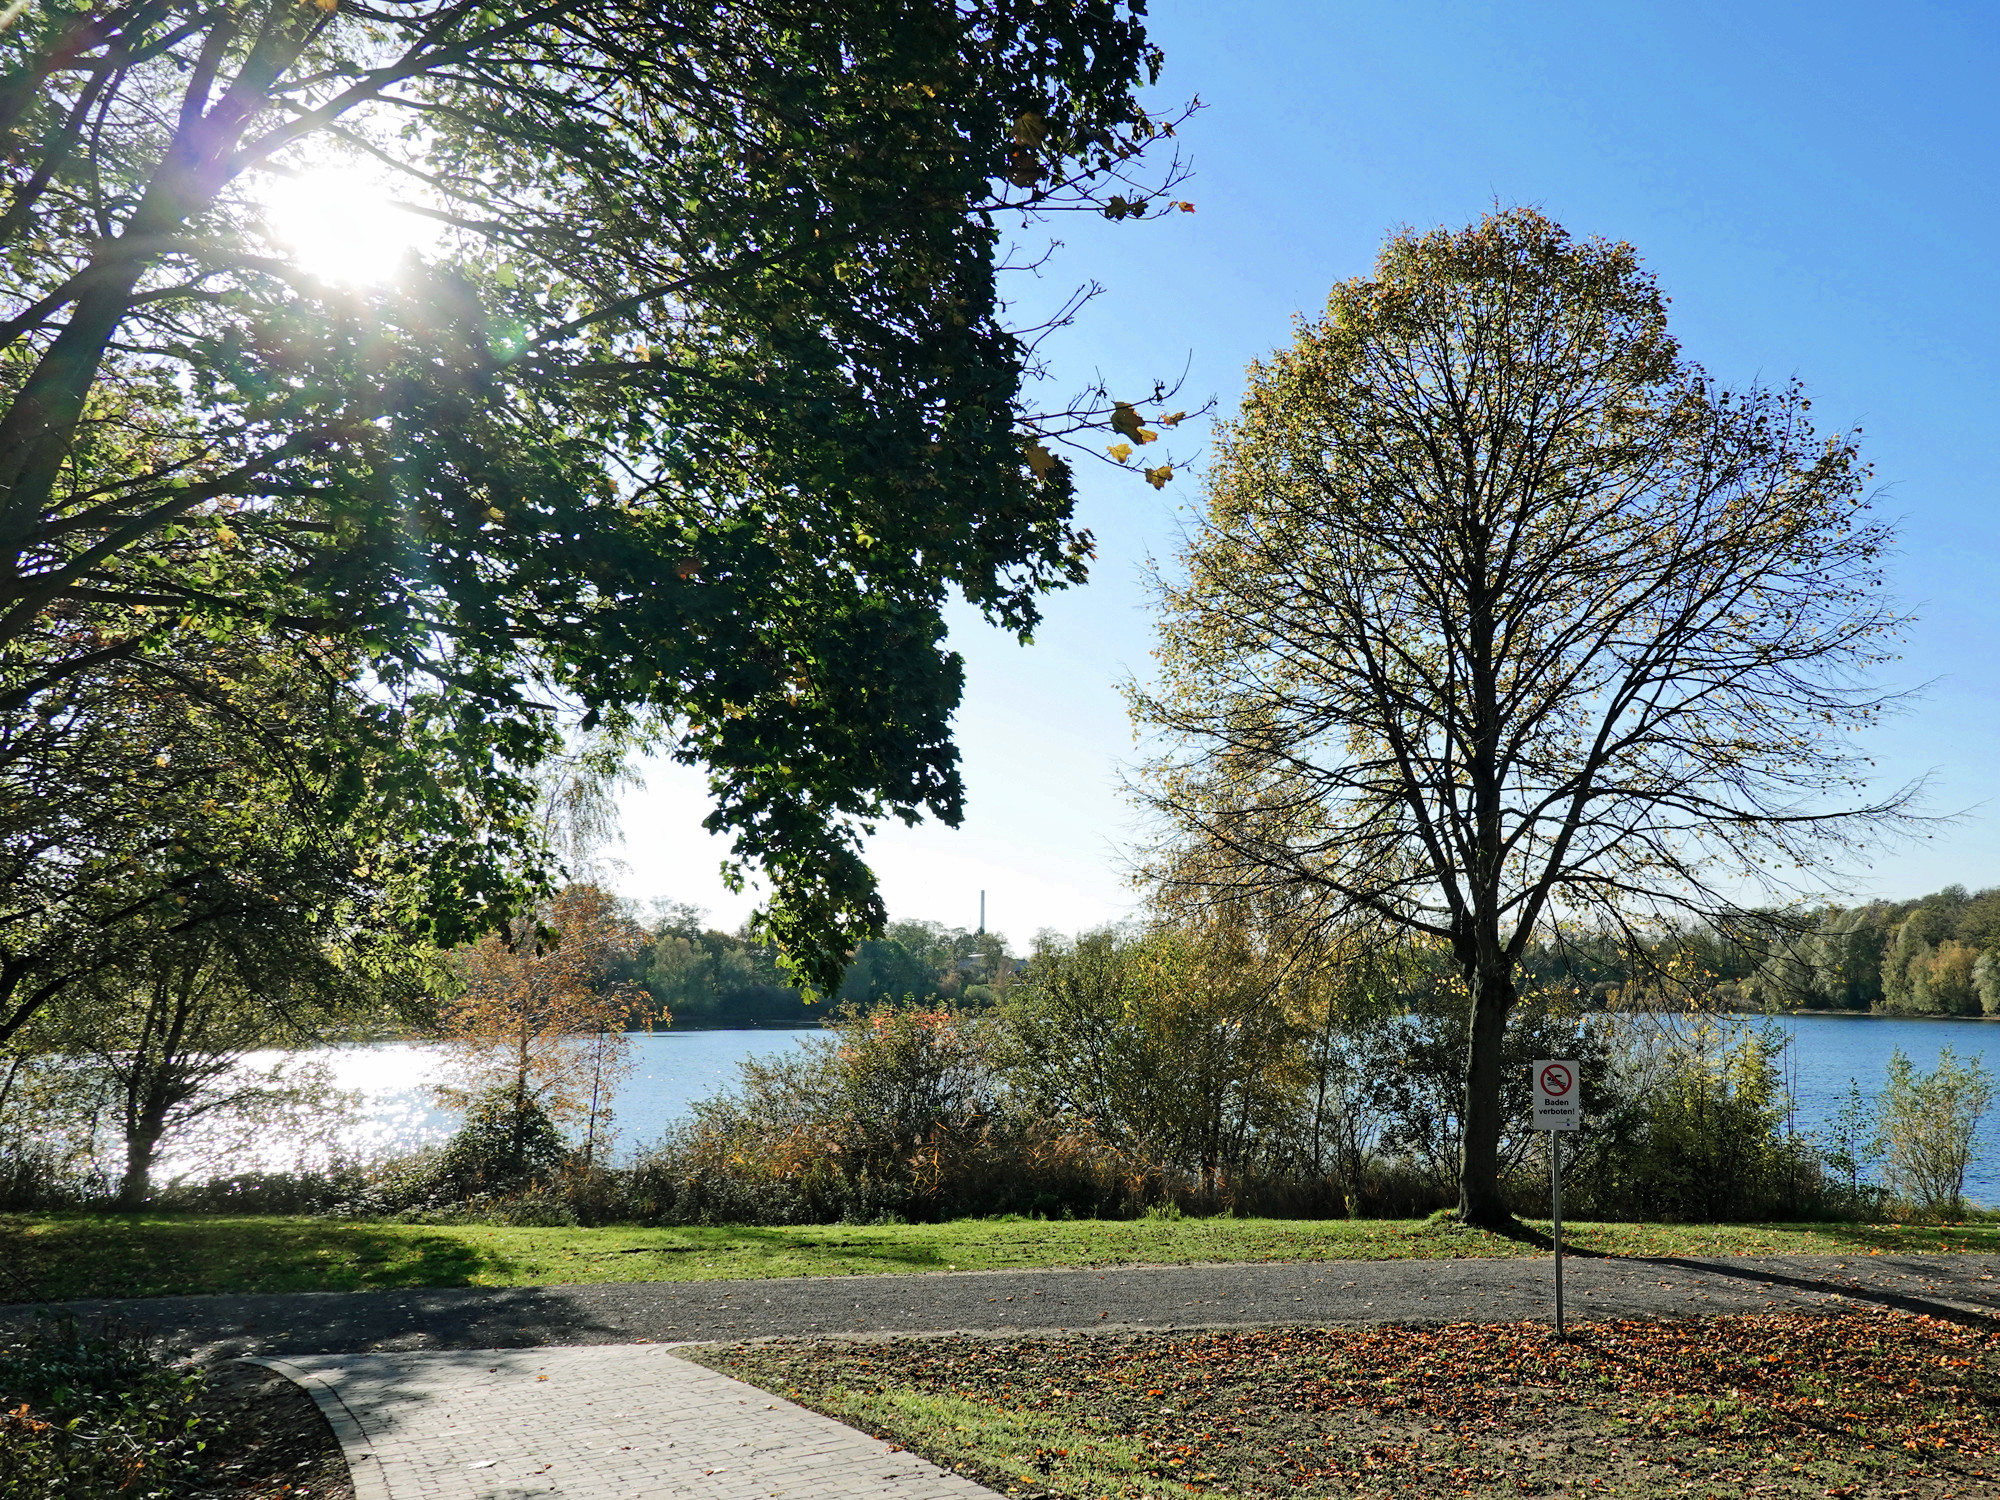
[1764,1012,2000,1202]
[155,1013,2000,1204]
[152,1028,822,1183]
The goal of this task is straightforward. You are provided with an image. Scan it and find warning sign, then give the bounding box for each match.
[1533,1059,1580,1132]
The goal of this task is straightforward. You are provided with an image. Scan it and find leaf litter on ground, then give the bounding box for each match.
[693,1308,2000,1500]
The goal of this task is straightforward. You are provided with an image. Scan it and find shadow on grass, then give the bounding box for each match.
[579,1223,955,1275]
[0,1215,506,1303]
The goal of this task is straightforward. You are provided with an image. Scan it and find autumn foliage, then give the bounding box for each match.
[436,886,656,1162]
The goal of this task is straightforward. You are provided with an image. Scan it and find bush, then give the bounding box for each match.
[0,1147,91,1213]
[1574,1017,1835,1221]
[618,1002,1154,1225]
[0,1316,209,1500]
[413,1087,572,1201]
[1878,1046,1994,1218]
[1355,981,1616,1206]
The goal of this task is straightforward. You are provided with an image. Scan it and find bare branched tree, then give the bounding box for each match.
[1129,207,1913,1225]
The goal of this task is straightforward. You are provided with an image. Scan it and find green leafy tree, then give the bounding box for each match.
[836,935,940,1008]
[1819,1076,1882,1198]
[998,922,1305,1186]
[1813,903,1895,1010]
[0,626,521,1048]
[0,0,1194,989]
[1878,1046,1993,1218]
[1599,1017,1818,1222]
[1132,208,1907,1225]
[642,925,804,1028]
[1976,951,2000,1016]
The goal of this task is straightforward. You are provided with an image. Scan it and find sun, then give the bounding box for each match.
[258,164,435,286]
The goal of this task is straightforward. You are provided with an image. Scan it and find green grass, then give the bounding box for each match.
[3,1212,1995,1303]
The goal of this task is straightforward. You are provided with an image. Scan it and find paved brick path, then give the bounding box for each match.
[253,1344,1004,1500]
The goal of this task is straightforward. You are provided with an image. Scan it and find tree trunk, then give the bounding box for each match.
[118,1110,168,1211]
[1457,962,1517,1227]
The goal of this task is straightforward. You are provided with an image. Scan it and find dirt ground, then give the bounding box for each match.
[192,1362,353,1500]
[697,1308,2000,1500]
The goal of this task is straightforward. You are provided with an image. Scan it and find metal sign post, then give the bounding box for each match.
[1532,1059,1580,1339]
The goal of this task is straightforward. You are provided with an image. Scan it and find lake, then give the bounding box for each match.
[151,1028,822,1184]
[153,1013,2000,1204]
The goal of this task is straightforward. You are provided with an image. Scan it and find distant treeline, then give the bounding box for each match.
[626,883,2000,1028]
[1529,884,2000,1017]
[630,906,1018,1027]
[1739,884,2000,1016]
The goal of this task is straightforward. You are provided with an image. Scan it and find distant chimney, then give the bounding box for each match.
[978,890,985,935]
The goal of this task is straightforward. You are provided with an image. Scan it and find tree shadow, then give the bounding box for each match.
[584,1222,955,1274]
[1627,1253,2000,1331]
[0,1214,508,1303]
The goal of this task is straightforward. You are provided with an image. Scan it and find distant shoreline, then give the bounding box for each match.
[1764,1010,2000,1023]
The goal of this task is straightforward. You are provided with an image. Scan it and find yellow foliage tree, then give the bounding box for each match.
[1132,207,1910,1226]
[436,885,656,1169]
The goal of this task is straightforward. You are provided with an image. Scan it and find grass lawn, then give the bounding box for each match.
[2,1213,1996,1302]
[691,1308,2000,1500]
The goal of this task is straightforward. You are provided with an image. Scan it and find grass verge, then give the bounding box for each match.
[1,1213,1995,1302]
[691,1308,2000,1500]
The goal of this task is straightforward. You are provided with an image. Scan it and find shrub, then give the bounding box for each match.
[0,1147,91,1213]
[0,1316,208,1500]
[1878,1046,1994,1218]
[620,1001,1155,1225]
[1581,1017,1831,1221]
[411,1087,573,1202]
[1356,981,1615,1204]
[998,926,1308,1190]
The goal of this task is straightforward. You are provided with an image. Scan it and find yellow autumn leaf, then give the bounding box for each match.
[1144,463,1173,489]
[1012,113,1047,147]
[308,0,337,11]
[1023,441,1057,478]
[1111,402,1147,440]
[1107,442,1134,463]
[1158,410,1188,428]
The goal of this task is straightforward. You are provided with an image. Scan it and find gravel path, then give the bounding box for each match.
[22,1251,1999,1358]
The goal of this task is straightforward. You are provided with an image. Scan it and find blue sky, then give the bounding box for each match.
[614,0,2000,946]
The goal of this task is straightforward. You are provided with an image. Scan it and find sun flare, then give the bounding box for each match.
[259,165,434,286]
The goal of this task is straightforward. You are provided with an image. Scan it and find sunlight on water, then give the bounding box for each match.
[153,1029,819,1182]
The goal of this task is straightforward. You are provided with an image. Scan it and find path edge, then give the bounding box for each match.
[238,1355,388,1500]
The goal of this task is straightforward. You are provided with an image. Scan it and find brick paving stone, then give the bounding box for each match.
[259,1344,1005,1500]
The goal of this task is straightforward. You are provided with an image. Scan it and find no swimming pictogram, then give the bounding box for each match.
[1532,1058,1579,1131]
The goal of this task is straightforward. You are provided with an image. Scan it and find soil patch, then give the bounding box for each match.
[193,1361,353,1499]
[694,1308,2000,1499]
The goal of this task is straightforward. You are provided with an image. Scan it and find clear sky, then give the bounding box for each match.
[612,0,2000,949]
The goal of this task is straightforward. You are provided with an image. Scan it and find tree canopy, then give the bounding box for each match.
[0,628,495,1047]
[1133,208,1906,1224]
[0,0,1193,988]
